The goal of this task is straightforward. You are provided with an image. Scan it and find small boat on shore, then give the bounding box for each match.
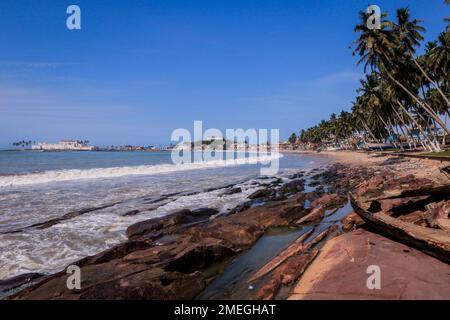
[350,191,450,264]
[364,142,395,151]
[364,142,412,151]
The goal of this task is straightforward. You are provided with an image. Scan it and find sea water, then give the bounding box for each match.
[0,150,332,280]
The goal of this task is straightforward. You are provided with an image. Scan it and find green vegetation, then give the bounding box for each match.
[421,150,450,157]
[11,140,35,148]
[292,2,449,153]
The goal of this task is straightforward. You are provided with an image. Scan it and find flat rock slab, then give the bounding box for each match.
[289,229,450,300]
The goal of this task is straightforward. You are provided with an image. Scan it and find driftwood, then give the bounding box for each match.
[350,193,450,264]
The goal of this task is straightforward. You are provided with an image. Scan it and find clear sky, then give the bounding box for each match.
[0,0,448,147]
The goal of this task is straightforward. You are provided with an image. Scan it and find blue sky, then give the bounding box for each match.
[0,0,448,147]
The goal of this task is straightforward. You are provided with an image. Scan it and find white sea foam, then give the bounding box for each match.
[0,154,282,188]
[0,174,276,279]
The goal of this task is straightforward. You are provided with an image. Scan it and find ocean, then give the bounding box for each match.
[0,150,332,280]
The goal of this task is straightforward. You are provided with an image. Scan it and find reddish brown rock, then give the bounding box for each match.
[378,197,425,213]
[341,212,365,231]
[247,189,272,199]
[248,230,313,283]
[289,229,450,300]
[11,188,312,300]
[356,174,447,201]
[427,200,450,230]
[0,273,44,295]
[17,161,443,300]
[276,249,319,285]
[254,277,281,300]
[296,206,324,224]
[10,235,232,300]
[126,209,207,239]
[397,210,431,225]
[254,249,319,300]
[311,193,347,210]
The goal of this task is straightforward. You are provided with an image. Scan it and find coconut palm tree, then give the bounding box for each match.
[299,2,449,151]
[425,31,449,95]
[288,133,297,145]
[395,8,450,108]
[352,9,450,135]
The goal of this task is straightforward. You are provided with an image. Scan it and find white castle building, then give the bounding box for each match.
[32,140,94,151]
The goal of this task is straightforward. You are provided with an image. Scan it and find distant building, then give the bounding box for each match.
[32,140,94,151]
[149,145,174,151]
[278,141,292,150]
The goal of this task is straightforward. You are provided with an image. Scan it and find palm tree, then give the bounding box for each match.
[299,2,449,152]
[395,9,450,108]
[288,133,297,145]
[352,9,450,135]
[425,31,449,98]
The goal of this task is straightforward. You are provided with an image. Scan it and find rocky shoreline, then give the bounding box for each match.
[2,153,449,300]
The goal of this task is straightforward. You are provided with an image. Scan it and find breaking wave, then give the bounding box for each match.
[0,154,282,187]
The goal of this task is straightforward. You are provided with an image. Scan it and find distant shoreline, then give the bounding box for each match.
[0,149,174,153]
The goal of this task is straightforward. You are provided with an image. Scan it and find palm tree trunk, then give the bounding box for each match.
[372,110,398,149]
[410,106,442,150]
[387,117,404,151]
[385,69,450,134]
[443,112,448,146]
[396,100,440,152]
[358,117,383,150]
[411,55,450,108]
[391,105,414,149]
[380,59,450,135]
